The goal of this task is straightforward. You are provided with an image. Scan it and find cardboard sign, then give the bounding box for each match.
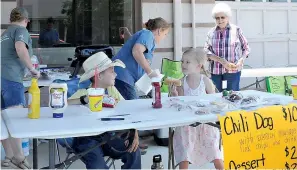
[219,104,297,169]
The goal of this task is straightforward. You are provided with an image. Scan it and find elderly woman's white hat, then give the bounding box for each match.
[212,3,232,19]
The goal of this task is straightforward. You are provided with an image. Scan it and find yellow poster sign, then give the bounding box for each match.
[219,103,297,169]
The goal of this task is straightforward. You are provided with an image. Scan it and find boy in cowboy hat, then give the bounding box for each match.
[68,52,141,169]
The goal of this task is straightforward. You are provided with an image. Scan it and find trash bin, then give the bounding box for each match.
[154,128,169,146]
[69,45,115,78]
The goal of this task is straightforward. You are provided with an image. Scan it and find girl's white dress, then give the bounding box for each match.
[173,75,223,167]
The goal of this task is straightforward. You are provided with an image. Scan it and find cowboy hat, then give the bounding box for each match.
[79,52,125,83]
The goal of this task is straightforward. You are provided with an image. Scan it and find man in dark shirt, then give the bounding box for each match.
[38,17,59,47]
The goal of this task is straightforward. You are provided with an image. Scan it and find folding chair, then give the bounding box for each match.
[40,129,136,169]
[55,138,116,169]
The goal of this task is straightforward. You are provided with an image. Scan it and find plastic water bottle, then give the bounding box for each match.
[24,55,40,78]
[22,138,30,156]
[31,55,39,70]
[1,144,6,160]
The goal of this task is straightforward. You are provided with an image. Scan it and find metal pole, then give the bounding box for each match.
[170,128,175,169]
[168,128,172,169]
[49,139,56,169]
[33,139,38,169]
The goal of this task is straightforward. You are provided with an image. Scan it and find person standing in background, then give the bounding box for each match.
[204,3,250,92]
[38,17,59,47]
[1,7,40,169]
[119,27,132,43]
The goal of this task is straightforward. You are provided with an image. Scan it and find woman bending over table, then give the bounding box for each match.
[113,17,170,100]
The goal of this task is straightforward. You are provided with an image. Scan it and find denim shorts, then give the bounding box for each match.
[1,78,26,110]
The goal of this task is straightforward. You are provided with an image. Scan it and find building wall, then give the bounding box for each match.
[1,0,17,34]
[142,0,297,89]
[142,0,216,69]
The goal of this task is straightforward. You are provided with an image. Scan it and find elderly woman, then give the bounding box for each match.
[1,7,40,169]
[204,3,250,92]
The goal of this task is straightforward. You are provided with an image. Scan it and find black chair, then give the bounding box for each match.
[41,129,135,169]
[55,138,116,169]
[68,45,115,78]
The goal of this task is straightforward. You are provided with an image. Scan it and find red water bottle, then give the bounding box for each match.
[152,80,162,109]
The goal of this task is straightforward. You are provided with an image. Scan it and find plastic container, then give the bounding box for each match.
[22,138,30,156]
[31,55,39,70]
[49,83,68,118]
[28,78,40,119]
[152,78,162,109]
[151,155,164,169]
[87,88,104,112]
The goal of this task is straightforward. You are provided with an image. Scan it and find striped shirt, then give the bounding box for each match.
[204,24,250,75]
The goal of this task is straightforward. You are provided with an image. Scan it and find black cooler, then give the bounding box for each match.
[69,45,114,78]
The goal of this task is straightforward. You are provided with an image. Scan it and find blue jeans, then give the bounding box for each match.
[114,79,138,100]
[72,136,141,169]
[211,72,241,92]
[1,78,26,110]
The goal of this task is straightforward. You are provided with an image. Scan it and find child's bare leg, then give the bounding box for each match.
[213,159,224,170]
[179,161,189,170]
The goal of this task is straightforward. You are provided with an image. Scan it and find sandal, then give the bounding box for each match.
[1,156,12,167]
[141,150,147,155]
[11,157,31,169]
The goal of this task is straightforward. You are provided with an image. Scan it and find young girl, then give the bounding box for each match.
[170,48,224,170]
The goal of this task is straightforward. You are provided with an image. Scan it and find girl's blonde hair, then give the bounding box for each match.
[182,48,211,78]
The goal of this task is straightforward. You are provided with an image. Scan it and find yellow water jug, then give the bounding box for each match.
[28,78,40,119]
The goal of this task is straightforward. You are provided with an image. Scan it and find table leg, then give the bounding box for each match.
[33,139,38,169]
[171,129,175,169]
[49,139,56,169]
[256,78,259,88]
[170,128,175,169]
[168,127,175,169]
[168,128,172,169]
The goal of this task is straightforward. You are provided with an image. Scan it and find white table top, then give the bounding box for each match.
[241,67,297,78]
[23,73,71,88]
[1,117,9,140]
[2,90,293,139]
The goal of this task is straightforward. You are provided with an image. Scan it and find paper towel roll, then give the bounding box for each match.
[135,69,164,95]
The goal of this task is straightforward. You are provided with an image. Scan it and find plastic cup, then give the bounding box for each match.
[291,79,297,100]
[87,88,104,112]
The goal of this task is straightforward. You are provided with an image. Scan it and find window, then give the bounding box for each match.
[17,0,137,47]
